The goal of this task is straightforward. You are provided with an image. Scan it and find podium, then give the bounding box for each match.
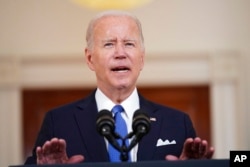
[10,159,229,167]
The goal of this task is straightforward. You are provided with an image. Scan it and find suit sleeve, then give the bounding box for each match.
[184,114,197,138]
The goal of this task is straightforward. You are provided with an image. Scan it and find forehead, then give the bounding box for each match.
[93,16,140,37]
[95,15,135,24]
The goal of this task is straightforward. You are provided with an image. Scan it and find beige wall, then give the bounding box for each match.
[1,0,250,166]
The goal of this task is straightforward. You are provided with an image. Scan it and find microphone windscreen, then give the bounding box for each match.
[132,109,150,134]
[96,109,114,135]
[97,109,112,120]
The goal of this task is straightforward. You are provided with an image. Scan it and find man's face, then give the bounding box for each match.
[85,16,145,92]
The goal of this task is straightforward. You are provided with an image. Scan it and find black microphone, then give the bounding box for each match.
[128,109,151,150]
[96,109,121,151]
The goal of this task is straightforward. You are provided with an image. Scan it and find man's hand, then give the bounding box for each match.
[165,137,214,160]
[36,138,84,164]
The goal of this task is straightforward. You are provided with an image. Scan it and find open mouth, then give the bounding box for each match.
[111,66,130,72]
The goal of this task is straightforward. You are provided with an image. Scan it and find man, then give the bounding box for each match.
[25,10,214,164]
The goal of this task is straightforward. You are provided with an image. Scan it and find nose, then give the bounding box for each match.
[114,43,126,58]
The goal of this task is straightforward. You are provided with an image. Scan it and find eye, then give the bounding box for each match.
[125,42,135,47]
[104,42,114,48]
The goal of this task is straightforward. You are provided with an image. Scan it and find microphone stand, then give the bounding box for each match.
[108,129,148,162]
[120,138,129,162]
[96,109,149,162]
[119,124,149,161]
[118,132,135,162]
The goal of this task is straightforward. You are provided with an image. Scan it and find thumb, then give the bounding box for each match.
[165,155,179,161]
[67,155,84,164]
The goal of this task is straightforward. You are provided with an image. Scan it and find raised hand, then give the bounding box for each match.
[36,138,84,164]
[165,137,214,160]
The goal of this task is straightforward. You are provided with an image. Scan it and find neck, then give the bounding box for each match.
[98,86,135,104]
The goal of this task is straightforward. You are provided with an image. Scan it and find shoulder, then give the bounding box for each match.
[139,94,190,118]
[46,90,96,116]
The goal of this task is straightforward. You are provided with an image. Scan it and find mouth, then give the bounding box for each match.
[111,66,130,73]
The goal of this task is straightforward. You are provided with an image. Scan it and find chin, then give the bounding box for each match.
[114,83,130,90]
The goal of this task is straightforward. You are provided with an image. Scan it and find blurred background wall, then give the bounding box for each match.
[0,0,249,166]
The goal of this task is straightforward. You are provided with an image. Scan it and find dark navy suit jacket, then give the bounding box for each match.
[25,90,196,164]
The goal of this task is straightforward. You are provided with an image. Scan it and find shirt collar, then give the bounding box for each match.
[95,88,140,120]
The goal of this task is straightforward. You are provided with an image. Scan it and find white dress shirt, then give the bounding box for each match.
[95,88,140,162]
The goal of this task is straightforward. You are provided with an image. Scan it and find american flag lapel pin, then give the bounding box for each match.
[150,117,156,121]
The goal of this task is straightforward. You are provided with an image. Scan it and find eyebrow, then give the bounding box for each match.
[102,39,116,43]
[102,39,137,43]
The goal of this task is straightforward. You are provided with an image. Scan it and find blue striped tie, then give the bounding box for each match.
[108,105,130,162]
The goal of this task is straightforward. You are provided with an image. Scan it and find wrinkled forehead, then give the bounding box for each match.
[92,16,140,40]
[93,15,139,32]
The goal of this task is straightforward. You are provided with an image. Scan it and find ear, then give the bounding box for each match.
[85,48,95,71]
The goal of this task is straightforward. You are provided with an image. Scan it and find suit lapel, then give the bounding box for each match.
[137,95,163,160]
[73,91,109,162]
[72,91,163,161]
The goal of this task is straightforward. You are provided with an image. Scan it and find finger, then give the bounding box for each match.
[183,138,194,152]
[36,146,45,164]
[205,147,215,159]
[42,138,60,155]
[50,138,61,153]
[165,155,179,161]
[36,146,42,158]
[179,138,194,160]
[58,139,67,152]
[42,140,54,155]
[67,155,85,164]
[199,140,208,157]
[193,137,202,152]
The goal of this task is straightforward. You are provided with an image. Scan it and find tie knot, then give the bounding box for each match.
[111,105,124,115]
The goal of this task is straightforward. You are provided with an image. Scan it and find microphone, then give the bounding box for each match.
[96,109,121,151]
[128,109,151,150]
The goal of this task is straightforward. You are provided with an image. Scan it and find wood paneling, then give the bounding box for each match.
[22,86,210,159]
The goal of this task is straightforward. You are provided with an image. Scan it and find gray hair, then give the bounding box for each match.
[86,10,144,50]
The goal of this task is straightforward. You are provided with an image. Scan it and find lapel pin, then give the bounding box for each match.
[150,117,156,121]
